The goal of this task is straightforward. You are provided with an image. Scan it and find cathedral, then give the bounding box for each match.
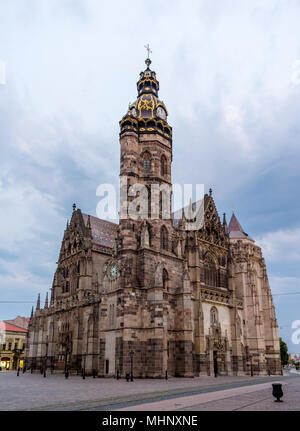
[25,56,281,378]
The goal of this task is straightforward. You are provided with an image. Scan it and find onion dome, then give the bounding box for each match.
[120,57,172,140]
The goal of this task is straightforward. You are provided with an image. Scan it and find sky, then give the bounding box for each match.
[0,0,300,355]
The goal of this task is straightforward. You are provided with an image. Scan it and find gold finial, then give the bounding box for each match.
[232,205,235,214]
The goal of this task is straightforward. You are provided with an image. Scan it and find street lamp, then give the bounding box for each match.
[82,353,86,379]
[129,351,134,382]
[64,345,69,379]
[44,342,48,378]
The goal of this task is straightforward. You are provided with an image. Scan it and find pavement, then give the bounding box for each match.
[0,369,299,411]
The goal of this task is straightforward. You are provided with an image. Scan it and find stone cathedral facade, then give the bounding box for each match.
[25,58,281,377]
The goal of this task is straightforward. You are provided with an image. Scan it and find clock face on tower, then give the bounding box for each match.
[157,106,167,120]
[109,264,118,279]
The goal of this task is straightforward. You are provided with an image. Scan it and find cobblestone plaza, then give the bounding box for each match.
[1,370,299,411]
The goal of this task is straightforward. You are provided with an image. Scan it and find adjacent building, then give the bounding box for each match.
[0,319,28,370]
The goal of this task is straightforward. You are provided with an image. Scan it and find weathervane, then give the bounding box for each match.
[144,43,152,59]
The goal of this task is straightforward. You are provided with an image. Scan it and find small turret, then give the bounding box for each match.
[36,293,40,311]
[223,212,228,234]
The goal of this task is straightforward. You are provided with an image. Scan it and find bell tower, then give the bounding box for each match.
[119,55,173,254]
[114,54,193,378]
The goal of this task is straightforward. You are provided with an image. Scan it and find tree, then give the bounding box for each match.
[279,338,289,365]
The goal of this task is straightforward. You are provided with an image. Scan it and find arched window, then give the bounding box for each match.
[161,226,168,251]
[210,307,218,324]
[143,152,151,174]
[161,155,167,176]
[204,255,217,287]
[163,268,168,290]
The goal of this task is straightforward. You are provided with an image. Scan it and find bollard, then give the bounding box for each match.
[65,370,69,379]
[126,372,130,382]
[272,383,283,402]
[17,367,20,376]
[92,369,96,379]
[165,370,168,380]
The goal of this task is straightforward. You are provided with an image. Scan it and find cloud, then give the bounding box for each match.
[0,0,300,322]
[256,227,300,263]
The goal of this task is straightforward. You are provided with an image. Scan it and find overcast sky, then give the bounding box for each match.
[0,0,300,354]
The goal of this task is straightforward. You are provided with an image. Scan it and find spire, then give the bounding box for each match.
[30,306,34,319]
[209,188,212,197]
[44,292,48,309]
[223,212,228,234]
[73,203,76,212]
[228,212,249,239]
[136,49,159,98]
[50,287,54,306]
[36,293,40,310]
[87,214,91,229]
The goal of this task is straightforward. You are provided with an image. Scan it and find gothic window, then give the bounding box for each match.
[161,226,168,251]
[147,185,151,218]
[66,281,69,293]
[163,268,169,290]
[204,255,217,288]
[143,152,151,174]
[161,155,167,176]
[210,307,218,324]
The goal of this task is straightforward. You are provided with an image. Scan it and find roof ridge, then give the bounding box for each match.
[82,213,118,226]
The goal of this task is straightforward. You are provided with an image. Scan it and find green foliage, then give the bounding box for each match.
[280,338,289,365]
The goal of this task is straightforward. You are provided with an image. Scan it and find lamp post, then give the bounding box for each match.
[250,355,253,377]
[129,351,134,382]
[64,345,69,379]
[82,353,86,379]
[44,342,48,378]
[43,356,47,378]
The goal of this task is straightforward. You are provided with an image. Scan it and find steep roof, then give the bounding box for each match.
[82,213,118,248]
[0,321,28,333]
[228,213,250,239]
[4,316,30,330]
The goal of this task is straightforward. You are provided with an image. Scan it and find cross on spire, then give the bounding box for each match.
[144,43,152,59]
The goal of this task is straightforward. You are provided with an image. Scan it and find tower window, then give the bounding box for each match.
[143,152,151,174]
[161,155,167,176]
[160,226,168,251]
